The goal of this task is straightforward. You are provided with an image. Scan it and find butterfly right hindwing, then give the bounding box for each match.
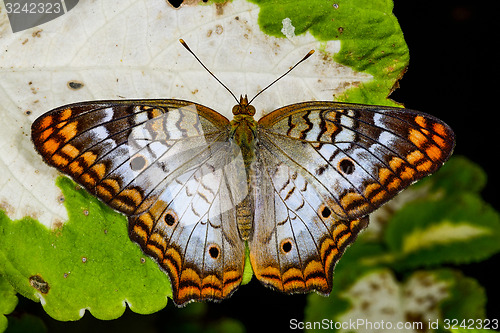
[249,139,370,294]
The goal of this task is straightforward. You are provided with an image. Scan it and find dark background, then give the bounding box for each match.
[392,0,500,322]
[9,0,498,332]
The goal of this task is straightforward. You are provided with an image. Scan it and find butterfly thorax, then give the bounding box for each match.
[229,96,258,239]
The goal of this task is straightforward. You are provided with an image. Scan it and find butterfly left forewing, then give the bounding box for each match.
[31,100,246,306]
[31,100,229,213]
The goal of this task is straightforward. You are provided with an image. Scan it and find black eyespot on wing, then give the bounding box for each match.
[281,240,293,253]
[321,206,331,218]
[165,213,176,226]
[208,245,220,259]
[338,158,355,174]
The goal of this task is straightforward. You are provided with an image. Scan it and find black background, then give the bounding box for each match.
[10,0,498,332]
[392,0,500,322]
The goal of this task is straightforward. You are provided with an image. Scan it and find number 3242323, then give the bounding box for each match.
[5,2,62,14]
[444,319,498,330]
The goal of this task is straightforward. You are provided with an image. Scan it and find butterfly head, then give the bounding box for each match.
[232,95,256,116]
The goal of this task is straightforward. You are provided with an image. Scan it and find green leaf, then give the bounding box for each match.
[385,193,500,269]
[0,276,18,333]
[251,0,409,104]
[0,177,170,321]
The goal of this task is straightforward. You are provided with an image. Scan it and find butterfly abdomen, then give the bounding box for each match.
[230,114,258,239]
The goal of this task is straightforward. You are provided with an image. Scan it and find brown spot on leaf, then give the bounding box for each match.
[30,275,49,294]
[67,81,84,90]
[32,29,43,38]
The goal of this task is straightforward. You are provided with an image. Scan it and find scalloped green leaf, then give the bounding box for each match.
[250,0,409,105]
[385,193,500,269]
[0,177,170,321]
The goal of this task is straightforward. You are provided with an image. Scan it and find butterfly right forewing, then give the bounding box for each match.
[256,101,455,220]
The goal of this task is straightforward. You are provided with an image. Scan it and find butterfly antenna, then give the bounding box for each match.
[248,49,315,105]
[179,39,240,105]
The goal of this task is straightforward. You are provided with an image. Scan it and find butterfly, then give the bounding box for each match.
[31,40,455,306]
